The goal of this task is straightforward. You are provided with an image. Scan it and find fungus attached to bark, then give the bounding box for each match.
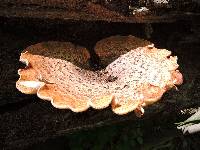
[16,37,183,116]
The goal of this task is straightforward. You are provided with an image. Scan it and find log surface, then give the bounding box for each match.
[0,0,200,23]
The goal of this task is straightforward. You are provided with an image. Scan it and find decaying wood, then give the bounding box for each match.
[0,0,200,23]
[0,18,200,149]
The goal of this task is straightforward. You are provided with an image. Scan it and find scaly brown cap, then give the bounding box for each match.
[16,38,183,116]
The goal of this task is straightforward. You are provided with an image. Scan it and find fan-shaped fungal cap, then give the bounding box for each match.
[16,37,183,116]
[95,35,152,67]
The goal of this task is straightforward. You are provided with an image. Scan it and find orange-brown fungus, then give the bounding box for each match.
[16,37,183,116]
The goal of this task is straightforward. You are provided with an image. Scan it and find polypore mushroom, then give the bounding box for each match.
[16,37,183,116]
[95,35,152,67]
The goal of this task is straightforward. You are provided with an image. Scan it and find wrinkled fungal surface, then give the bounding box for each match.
[16,36,183,116]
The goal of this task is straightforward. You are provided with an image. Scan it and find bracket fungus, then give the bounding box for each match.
[16,36,183,116]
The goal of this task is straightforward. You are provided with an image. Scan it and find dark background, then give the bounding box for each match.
[0,11,200,150]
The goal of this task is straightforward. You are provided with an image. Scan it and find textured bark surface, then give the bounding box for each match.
[0,0,199,23]
[0,17,200,149]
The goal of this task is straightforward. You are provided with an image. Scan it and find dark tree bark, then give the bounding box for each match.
[0,0,199,23]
